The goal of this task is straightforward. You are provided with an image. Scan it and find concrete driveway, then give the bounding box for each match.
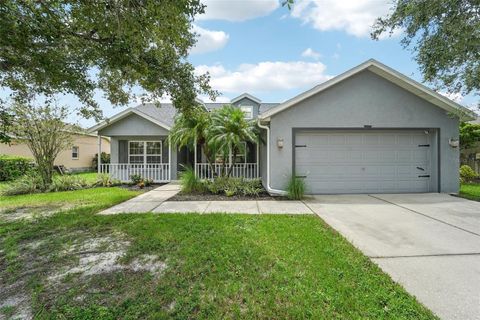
[304,193,480,320]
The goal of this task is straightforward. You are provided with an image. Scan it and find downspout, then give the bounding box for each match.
[257,119,287,195]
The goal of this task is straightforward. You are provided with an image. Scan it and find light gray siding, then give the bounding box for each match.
[232,97,261,118]
[98,113,169,136]
[268,70,459,193]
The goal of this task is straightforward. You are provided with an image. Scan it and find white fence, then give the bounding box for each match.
[195,163,259,180]
[100,163,170,183]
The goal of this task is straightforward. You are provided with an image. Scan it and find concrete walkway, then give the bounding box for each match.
[305,194,480,320]
[100,183,313,215]
[153,199,313,214]
[99,183,181,215]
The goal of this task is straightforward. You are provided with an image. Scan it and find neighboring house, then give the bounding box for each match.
[89,59,473,194]
[0,133,111,172]
[461,117,480,173]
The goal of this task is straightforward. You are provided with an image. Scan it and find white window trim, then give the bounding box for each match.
[240,105,253,119]
[128,141,163,164]
[72,146,79,160]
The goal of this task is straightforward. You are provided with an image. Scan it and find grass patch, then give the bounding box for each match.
[0,187,141,221]
[70,171,99,184]
[0,211,437,319]
[459,183,480,201]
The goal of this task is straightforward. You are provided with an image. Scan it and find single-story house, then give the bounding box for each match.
[0,132,111,172]
[88,59,474,194]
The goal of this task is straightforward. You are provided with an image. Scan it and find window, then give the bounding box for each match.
[240,106,253,119]
[234,142,247,164]
[128,141,162,164]
[72,146,79,159]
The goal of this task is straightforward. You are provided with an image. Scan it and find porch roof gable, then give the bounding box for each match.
[88,108,172,133]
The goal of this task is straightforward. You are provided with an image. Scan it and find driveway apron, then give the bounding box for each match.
[305,194,480,320]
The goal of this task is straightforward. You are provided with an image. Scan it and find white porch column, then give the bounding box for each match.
[256,142,259,178]
[168,139,172,181]
[97,135,102,174]
[194,136,197,176]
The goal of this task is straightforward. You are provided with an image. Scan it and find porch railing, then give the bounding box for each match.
[100,163,170,183]
[195,163,259,180]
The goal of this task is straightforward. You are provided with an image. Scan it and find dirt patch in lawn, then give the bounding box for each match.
[170,192,288,201]
[0,232,166,319]
[0,204,76,222]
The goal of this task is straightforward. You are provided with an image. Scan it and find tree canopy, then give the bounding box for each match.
[372,0,480,97]
[0,1,214,120]
[460,121,480,150]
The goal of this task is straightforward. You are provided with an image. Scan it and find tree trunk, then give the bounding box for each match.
[227,149,237,177]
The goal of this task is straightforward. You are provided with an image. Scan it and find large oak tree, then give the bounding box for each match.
[372,0,480,97]
[0,0,214,122]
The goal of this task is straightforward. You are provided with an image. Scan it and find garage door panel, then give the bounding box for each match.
[295,130,434,194]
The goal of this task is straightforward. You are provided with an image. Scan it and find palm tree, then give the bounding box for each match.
[208,105,259,177]
[169,106,217,173]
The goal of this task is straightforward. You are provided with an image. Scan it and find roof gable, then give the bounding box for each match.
[231,93,261,104]
[259,59,475,121]
[88,107,171,133]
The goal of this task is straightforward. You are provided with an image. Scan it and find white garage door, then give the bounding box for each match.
[295,130,434,194]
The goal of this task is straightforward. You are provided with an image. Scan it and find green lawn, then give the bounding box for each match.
[0,210,436,318]
[459,183,480,201]
[0,187,140,212]
[70,171,99,183]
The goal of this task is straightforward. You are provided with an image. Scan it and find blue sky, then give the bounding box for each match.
[5,0,478,127]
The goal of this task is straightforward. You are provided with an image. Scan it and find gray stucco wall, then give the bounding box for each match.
[267,70,459,193]
[98,113,170,136]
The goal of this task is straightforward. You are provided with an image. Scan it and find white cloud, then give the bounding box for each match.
[438,91,464,103]
[197,0,279,21]
[191,25,229,54]
[195,61,331,93]
[301,48,321,60]
[291,0,393,37]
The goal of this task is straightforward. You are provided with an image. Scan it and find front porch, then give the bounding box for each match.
[98,138,260,183]
[99,163,171,183]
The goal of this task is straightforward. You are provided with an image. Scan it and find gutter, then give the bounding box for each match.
[257,119,287,196]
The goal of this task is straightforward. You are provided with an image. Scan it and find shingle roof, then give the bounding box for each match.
[133,101,280,126]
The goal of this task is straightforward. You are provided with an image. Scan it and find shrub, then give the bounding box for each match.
[144,178,154,187]
[180,166,204,193]
[2,174,45,195]
[460,165,478,183]
[92,152,110,169]
[95,173,120,187]
[205,177,263,197]
[49,175,90,192]
[130,174,143,185]
[0,155,35,181]
[286,176,305,200]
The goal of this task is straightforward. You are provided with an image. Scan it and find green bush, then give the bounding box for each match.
[0,155,35,181]
[2,174,45,195]
[180,166,204,193]
[49,175,90,192]
[205,177,263,197]
[92,152,110,169]
[130,174,143,185]
[286,176,306,200]
[95,173,121,187]
[460,165,478,183]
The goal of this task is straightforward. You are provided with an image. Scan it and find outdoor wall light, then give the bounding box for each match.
[277,138,284,148]
[448,138,459,148]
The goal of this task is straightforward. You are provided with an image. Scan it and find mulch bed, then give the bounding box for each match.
[169,192,288,201]
[118,183,166,192]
